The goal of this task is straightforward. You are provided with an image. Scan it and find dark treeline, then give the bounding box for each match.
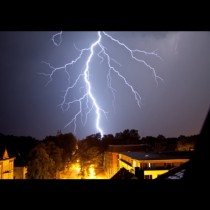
[26,133,77,179]
[0,129,198,179]
[0,129,198,157]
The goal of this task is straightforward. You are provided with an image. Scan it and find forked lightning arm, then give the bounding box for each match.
[40,31,163,138]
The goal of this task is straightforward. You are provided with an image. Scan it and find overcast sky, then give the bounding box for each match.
[0,31,210,140]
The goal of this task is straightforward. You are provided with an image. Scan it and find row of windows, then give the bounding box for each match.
[131,161,183,169]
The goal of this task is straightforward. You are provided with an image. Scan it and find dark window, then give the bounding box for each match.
[144,175,152,179]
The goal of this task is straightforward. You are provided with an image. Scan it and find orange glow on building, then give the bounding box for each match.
[87,165,96,179]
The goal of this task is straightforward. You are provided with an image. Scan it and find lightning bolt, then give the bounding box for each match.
[51,31,63,46]
[40,31,163,139]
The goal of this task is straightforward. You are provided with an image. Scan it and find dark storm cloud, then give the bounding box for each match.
[0,31,210,140]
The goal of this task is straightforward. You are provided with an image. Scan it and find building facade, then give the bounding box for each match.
[0,148,15,179]
[104,144,151,178]
[13,154,28,179]
[104,147,192,179]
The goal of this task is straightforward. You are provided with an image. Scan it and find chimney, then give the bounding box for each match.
[135,167,144,179]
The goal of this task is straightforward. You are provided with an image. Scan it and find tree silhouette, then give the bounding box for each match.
[115,129,141,144]
[73,140,101,178]
[26,144,55,179]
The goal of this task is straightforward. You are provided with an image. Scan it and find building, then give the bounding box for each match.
[14,154,27,179]
[0,148,15,179]
[104,144,151,178]
[155,161,188,180]
[107,150,192,179]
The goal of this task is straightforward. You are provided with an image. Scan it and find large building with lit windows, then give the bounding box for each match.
[104,146,192,179]
[117,151,191,179]
[103,144,151,178]
[0,148,15,179]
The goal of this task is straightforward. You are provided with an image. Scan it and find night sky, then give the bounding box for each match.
[0,31,210,140]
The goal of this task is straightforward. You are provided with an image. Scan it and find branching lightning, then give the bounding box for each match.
[40,31,163,138]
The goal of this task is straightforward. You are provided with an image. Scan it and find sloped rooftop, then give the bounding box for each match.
[110,167,138,179]
[119,151,193,160]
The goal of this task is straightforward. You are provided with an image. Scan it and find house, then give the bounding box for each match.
[0,148,15,179]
